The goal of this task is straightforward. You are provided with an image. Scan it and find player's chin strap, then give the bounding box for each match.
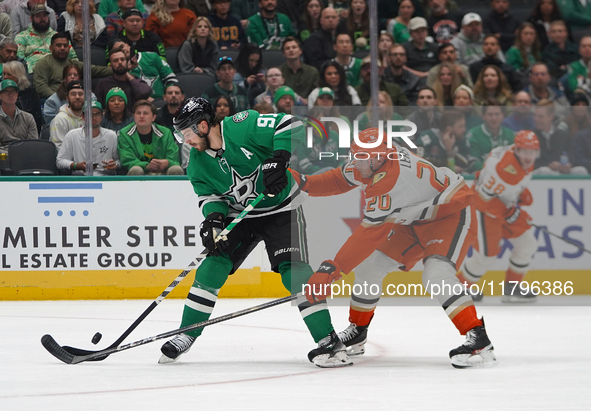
[531,223,591,255]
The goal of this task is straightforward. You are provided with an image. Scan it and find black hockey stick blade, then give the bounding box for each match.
[41,294,298,365]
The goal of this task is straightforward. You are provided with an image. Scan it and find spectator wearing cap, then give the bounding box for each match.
[303,7,339,70]
[10,0,58,37]
[425,0,462,44]
[156,83,186,131]
[178,16,220,76]
[50,80,85,149]
[100,87,135,132]
[402,17,439,79]
[118,99,184,175]
[99,0,146,18]
[482,0,520,53]
[117,8,166,60]
[502,91,535,132]
[427,43,473,89]
[110,39,178,99]
[469,34,522,91]
[145,0,196,48]
[1,60,44,133]
[246,0,295,50]
[95,46,153,109]
[382,43,421,104]
[451,12,503,66]
[202,56,249,112]
[332,32,363,87]
[280,36,319,98]
[208,0,246,50]
[56,101,121,176]
[0,79,38,154]
[104,0,149,38]
[34,32,112,99]
[15,4,73,74]
[355,55,409,108]
[274,85,295,114]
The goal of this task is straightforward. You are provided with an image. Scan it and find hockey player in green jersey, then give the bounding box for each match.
[159,97,352,368]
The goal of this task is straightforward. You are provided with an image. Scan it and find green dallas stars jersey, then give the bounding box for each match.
[187,110,306,218]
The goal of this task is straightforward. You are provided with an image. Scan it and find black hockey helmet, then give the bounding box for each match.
[172,97,215,143]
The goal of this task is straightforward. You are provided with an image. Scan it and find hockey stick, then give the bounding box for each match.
[532,224,591,255]
[42,294,298,364]
[58,193,266,361]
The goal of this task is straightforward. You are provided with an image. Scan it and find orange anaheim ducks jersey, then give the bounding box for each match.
[473,145,533,219]
[305,147,474,274]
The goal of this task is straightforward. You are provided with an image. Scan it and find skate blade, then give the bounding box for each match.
[501,295,537,303]
[312,351,354,368]
[451,347,498,369]
[158,353,181,364]
[346,342,366,356]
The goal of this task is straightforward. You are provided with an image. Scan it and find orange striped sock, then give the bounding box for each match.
[349,308,375,327]
[505,268,524,284]
[451,305,483,335]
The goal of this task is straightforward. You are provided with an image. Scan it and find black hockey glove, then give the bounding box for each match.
[200,212,229,255]
[262,150,290,196]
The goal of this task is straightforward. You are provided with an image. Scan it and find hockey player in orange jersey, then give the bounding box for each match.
[456,130,540,303]
[296,127,497,368]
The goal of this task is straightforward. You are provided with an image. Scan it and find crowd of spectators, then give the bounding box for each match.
[0,0,590,176]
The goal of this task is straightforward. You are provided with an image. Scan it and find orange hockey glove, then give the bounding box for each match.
[305,260,343,303]
[518,188,533,206]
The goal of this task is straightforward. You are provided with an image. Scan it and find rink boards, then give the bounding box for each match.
[0,176,590,300]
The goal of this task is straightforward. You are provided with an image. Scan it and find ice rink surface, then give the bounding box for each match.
[1,297,590,410]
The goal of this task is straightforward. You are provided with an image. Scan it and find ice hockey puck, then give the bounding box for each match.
[91,332,102,345]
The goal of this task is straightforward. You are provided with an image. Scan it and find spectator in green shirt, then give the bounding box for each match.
[505,22,541,72]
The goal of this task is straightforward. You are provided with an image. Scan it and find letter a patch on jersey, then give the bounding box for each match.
[503,164,517,175]
[241,147,254,160]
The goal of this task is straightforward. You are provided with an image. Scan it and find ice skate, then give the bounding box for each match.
[308,331,353,368]
[337,323,368,356]
[449,319,497,369]
[502,284,537,303]
[158,333,195,364]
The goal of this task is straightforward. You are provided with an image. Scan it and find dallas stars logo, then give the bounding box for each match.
[224,168,260,207]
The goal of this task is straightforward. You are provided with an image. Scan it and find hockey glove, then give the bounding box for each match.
[200,212,229,255]
[518,188,533,206]
[262,150,290,196]
[289,169,310,192]
[305,260,343,304]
